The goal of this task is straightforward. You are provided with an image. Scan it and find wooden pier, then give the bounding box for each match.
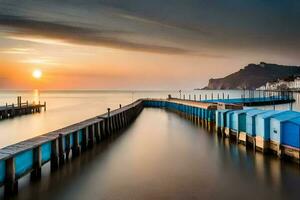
[0,99,143,196]
[0,96,46,120]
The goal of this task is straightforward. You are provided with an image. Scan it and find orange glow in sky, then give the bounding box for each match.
[1,1,300,90]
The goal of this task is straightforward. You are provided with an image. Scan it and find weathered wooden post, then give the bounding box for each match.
[119,104,122,108]
[101,120,106,139]
[118,114,123,130]
[4,157,18,195]
[72,131,81,157]
[95,123,101,143]
[113,115,118,132]
[223,93,225,99]
[5,103,8,118]
[205,94,207,100]
[81,127,88,151]
[65,134,71,160]
[58,134,65,166]
[88,125,95,148]
[227,94,229,100]
[106,108,111,135]
[51,138,59,171]
[199,95,201,101]
[31,145,42,180]
[12,104,15,117]
[116,114,121,131]
[211,93,213,100]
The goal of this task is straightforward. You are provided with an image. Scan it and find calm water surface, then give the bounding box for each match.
[2,108,299,200]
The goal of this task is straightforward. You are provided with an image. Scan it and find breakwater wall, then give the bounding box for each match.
[0,100,143,196]
[143,98,300,163]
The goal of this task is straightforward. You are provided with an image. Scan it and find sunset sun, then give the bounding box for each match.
[32,69,42,79]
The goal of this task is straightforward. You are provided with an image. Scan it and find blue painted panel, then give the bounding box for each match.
[41,142,51,163]
[255,111,285,140]
[70,133,74,147]
[239,114,247,132]
[246,115,255,136]
[246,110,267,136]
[282,118,300,148]
[63,136,66,151]
[270,112,300,143]
[225,111,235,129]
[208,110,215,122]
[216,111,221,128]
[15,150,33,178]
[232,111,239,131]
[218,110,230,128]
[79,129,83,144]
[200,108,203,119]
[0,160,5,184]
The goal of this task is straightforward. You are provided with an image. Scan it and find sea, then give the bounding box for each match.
[0,90,300,200]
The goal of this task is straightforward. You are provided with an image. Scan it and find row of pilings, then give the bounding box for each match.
[0,100,143,197]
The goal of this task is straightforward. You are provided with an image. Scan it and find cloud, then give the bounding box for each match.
[0,14,192,55]
[0,47,37,54]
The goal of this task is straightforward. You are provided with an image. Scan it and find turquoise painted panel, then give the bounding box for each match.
[41,142,51,163]
[220,110,230,128]
[239,114,247,132]
[15,150,33,178]
[79,129,83,144]
[232,111,239,131]
[216,111,221,127]
[70,133,74,147]
[226,111,234,129]
[246,115,255,136]
[208,110,215,122]
[0,160,5,184]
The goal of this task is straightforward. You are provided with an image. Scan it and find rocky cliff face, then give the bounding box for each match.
[204,62,300,89]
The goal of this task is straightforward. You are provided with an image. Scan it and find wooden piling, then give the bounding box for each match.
[58,134,65,166]
[88,125,95,148]
[4,157,18,196]
[95,123,101,143]
[50,138,59,171]
[65,134,71,160]
[81,127,89,151]
[72,131,81,157]
[31,146,42,180]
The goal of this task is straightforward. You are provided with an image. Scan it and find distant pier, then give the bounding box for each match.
[0,96,46,120]
[199,90,295,106]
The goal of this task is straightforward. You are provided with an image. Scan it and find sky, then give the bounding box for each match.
[0,0,300,90]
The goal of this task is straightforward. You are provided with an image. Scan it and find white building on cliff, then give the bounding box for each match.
[257,77,300,90]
